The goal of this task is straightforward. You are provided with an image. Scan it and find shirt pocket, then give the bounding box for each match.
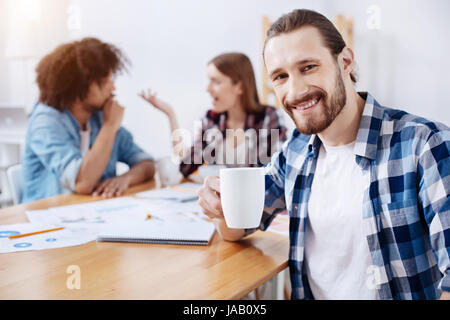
[378,198,429,278]
[379,198,420,231]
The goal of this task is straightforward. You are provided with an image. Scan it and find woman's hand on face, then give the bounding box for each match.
[139,88,174,116]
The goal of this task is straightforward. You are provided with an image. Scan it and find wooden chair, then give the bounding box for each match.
[334,14,354,49]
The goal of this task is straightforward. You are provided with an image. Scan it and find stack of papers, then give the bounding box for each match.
[1,182,212,253]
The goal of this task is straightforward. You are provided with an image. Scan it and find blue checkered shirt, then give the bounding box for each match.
[249,92,450,300]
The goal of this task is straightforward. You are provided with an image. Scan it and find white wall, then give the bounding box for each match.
[326,0,450,125]
[1,0,450,159]
[0,0,9,102]
[75,0,327,159]
[0,0,71,107]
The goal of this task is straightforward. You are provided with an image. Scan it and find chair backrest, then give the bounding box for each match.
[6,164,22,205]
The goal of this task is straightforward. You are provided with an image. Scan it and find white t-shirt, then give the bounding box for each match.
[305,141,379,300]
[80,123,91,157]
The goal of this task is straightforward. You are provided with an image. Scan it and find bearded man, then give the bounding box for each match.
[197,9,450,300]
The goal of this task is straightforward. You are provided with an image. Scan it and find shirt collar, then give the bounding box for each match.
[306,92,385,160]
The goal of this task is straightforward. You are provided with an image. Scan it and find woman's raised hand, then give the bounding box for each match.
[139,88,174,116]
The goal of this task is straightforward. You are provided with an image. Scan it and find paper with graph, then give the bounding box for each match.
[0,223,96,253]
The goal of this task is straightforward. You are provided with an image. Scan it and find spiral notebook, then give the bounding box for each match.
[96,220,216,246]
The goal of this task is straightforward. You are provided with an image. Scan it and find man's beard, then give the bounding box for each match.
[285,66,347,135]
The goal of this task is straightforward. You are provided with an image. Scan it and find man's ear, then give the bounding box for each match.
[339,46,355,78]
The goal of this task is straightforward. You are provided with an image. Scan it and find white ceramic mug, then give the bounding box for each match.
[219,167,265,228]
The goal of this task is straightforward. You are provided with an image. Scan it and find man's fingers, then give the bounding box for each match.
[92,176,130,198]
[205,176,220,194]
[97,180,115,197]
[115,184,127,196]
[102,183,119,198]
[93,180,110,196]
[198,183,223,215]
[100,177,130,198]
[198,198,223,219]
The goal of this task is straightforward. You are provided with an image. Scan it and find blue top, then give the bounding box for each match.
[21,103,153,203]
[246,92,450,300]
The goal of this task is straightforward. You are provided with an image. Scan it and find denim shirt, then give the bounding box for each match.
[21,103,153,203]
[246,92,450,300]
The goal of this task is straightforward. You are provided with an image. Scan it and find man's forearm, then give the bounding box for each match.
[75,124,118,194]
[440,290,450,300]
[214,219,246,241]
[121,160,155,186]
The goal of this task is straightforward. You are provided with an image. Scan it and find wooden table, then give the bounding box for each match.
[0,180,289,299]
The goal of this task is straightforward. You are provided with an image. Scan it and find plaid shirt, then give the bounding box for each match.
[179,105,287,177]
[251,92,450,300]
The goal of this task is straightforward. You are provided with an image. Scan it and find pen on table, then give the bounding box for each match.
[146,213,162,221]
[8,227,64,239]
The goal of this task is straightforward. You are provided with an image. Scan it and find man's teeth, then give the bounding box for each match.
[294,98,319,110]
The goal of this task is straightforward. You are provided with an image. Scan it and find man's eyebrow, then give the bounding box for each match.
[269,58,321,78]
[269,68,284,79]
[296,58,321,65]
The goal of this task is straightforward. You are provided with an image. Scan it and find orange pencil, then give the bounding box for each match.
[8,227,64,239]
